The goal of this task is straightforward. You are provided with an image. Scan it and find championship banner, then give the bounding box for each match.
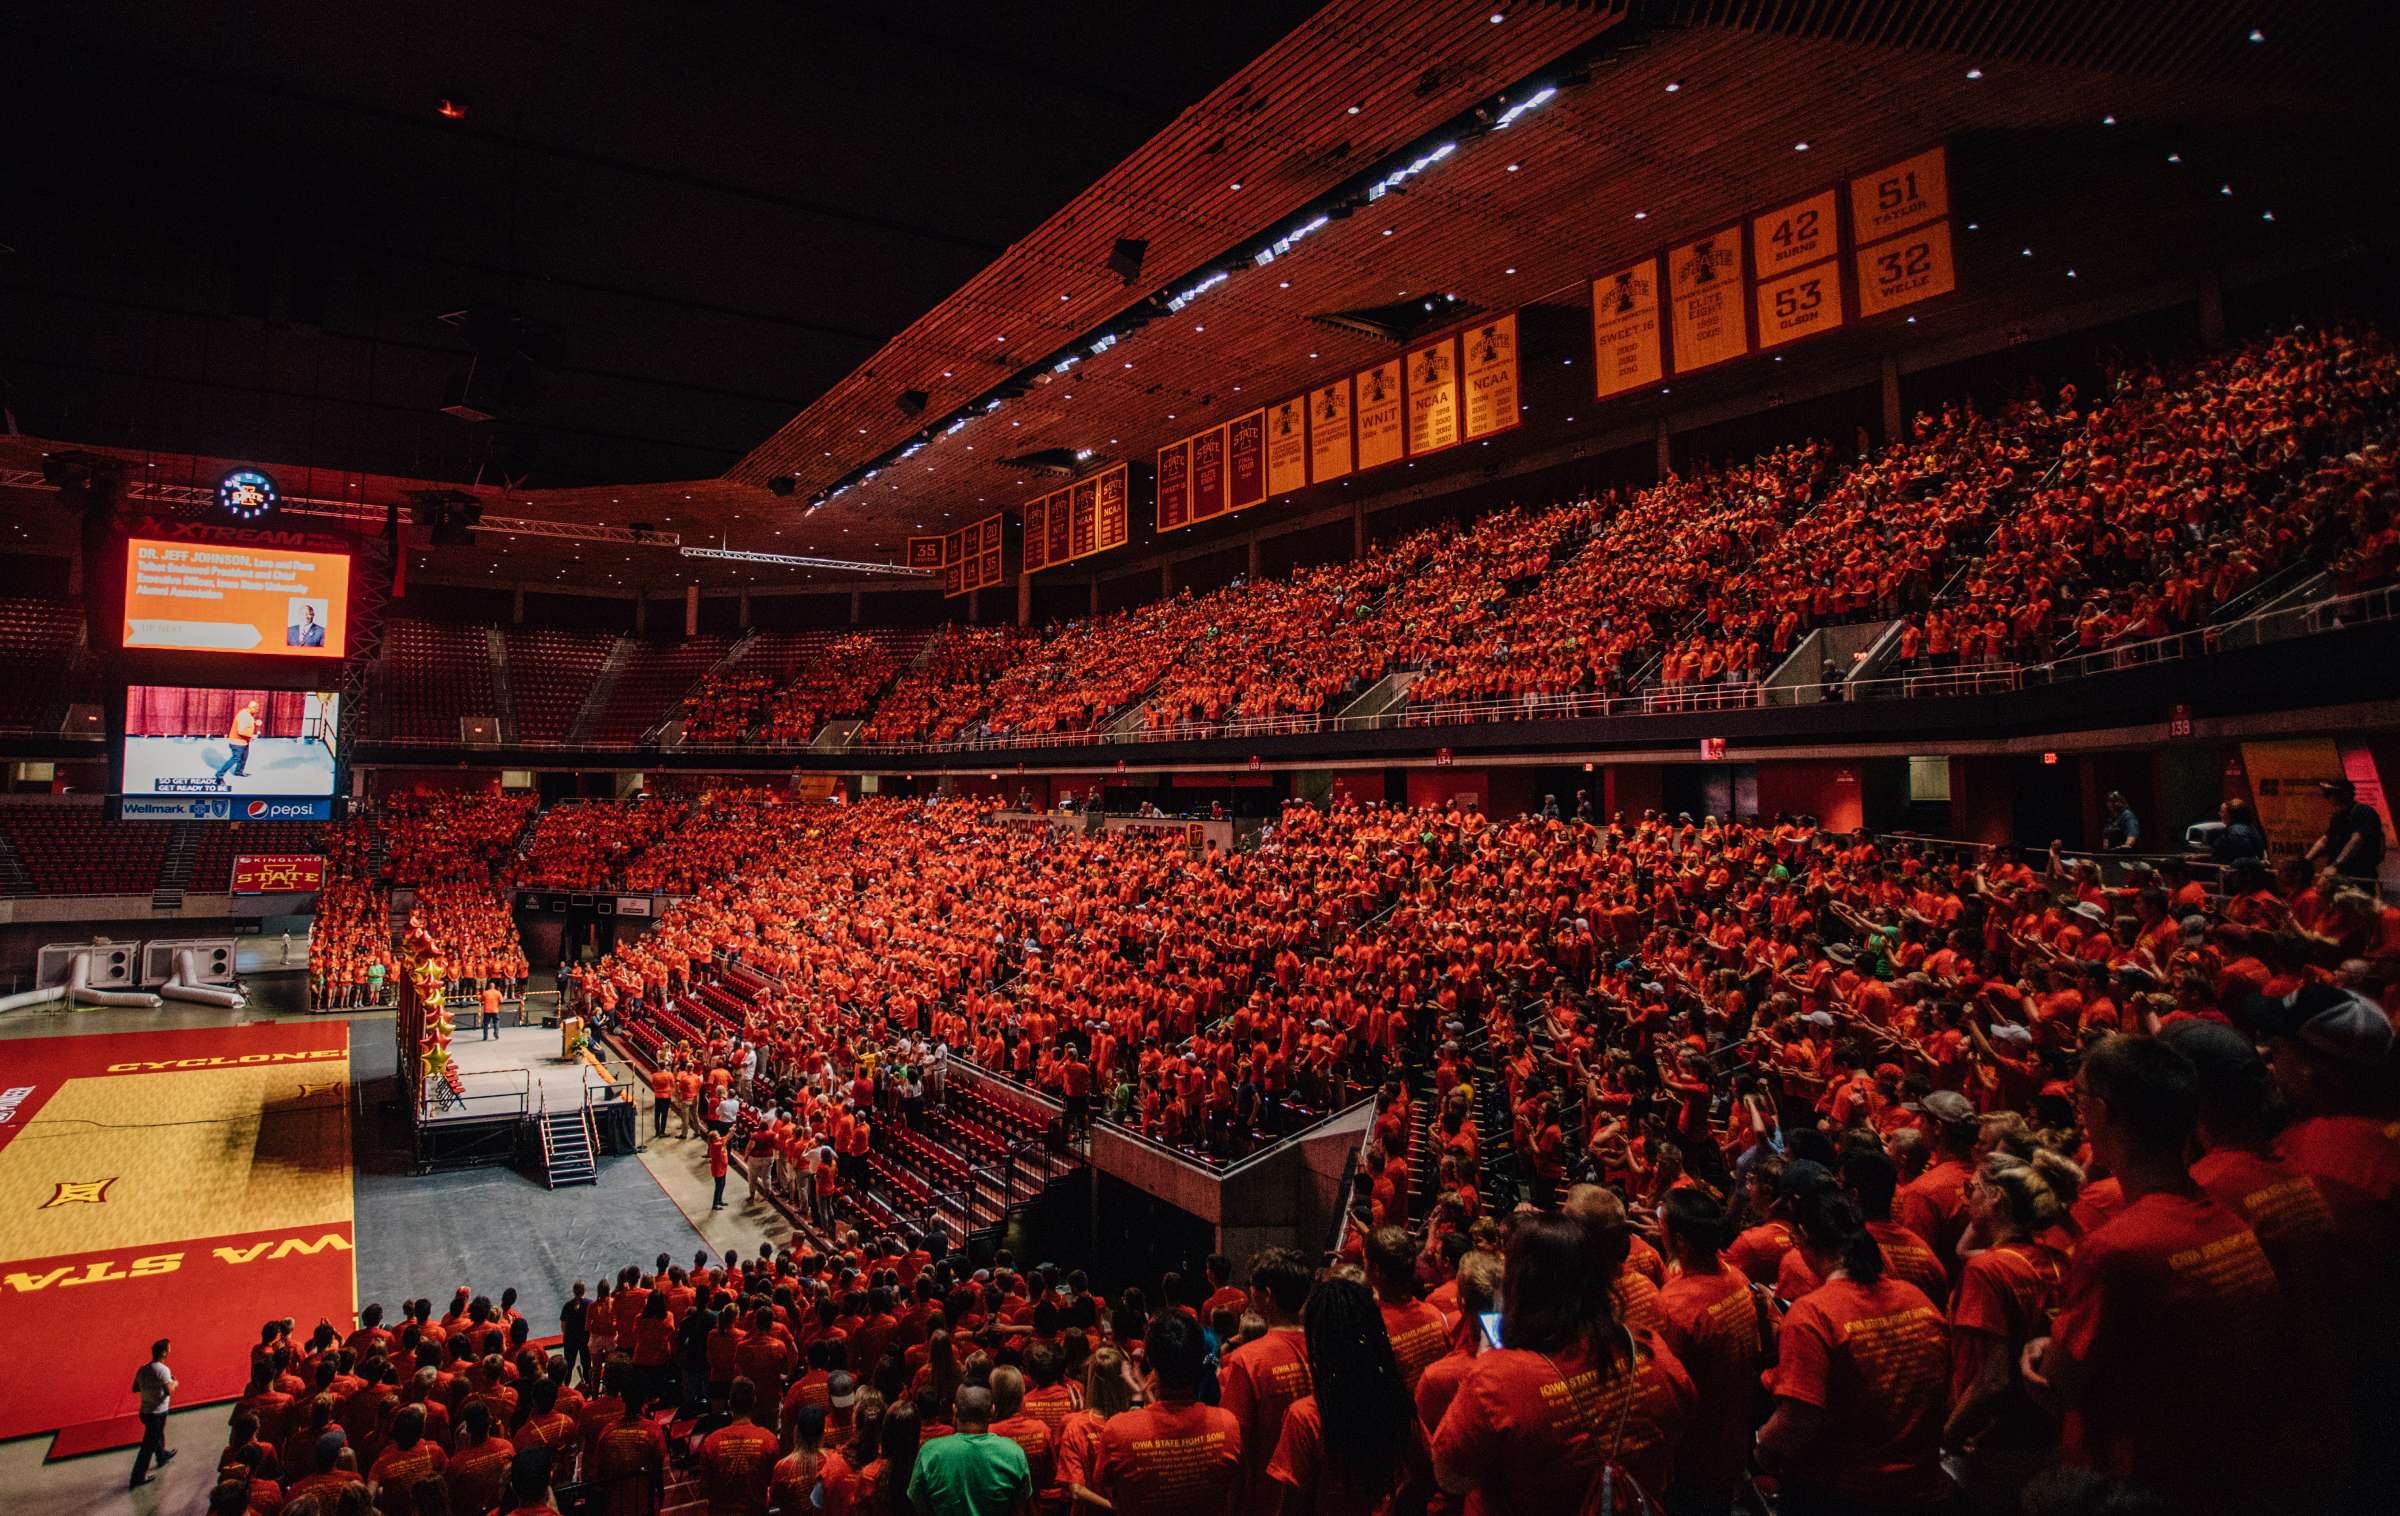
[906,536,946,571]
[1022,497,1050,573]
[1355,359,1405,471]
[1753,190,1838,280]
[1856,218,1955,318]
[1028,464,1130,564]
[1094,465,1130,552]
[1669,226,1749,373]
[1462,312,1520,440]
[1190,426,1228,522]
[230,854,325,894]
[1308,378,1354,482]
[1851,144,1948,243]
[1156,439,1192,532]
[1405,337,1461,456]
[1755,259,1844,349]
[1226,410,1266,511]
[1267,396,1309,494]
[1591,259,1664,399]
[1069,481,1098,558]
[1049,486,1074,562]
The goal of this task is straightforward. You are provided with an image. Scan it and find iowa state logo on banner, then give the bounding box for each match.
[1405,337,1460,456]
[1670,226,1749,373]
[1267,397,1308,495]
[1355,360,1404,471]
[1592,259,1664,399]
[1308,378,1353,482]
[1462,313,1519,440]
[1225,410,1266,511]
[1190,426,1228,521]
[1155,439,1191,532]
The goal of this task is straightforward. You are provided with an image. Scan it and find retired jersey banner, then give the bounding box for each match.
[1048,486,1074,562]
[1462,312,1520,440]
[231,854,325,894]
[1226,410,1266,511]
[1670,226,1748,373]
[1852,144,1948,243]
[1308,378,1354,482]
[1591,259,1664,399]
[1405,337,1460,456]
[1190,426,1228,522]
[1856,219,1955,318]
[906,536,946,571]
[1069,481,1098,558]
[1266,397,1308,496]
[976,514,1003,588]
[1156,439,1192,532]
[1755,259,1844,349]
[1355,360,1405,472]
[1753,190,1838,280]
[1094,465,1130,552]
[1022,496,1050,573]
[941,527,966,597]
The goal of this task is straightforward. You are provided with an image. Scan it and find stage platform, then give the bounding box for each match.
[413,1025,637,1170]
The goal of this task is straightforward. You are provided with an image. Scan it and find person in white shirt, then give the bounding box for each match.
[129,1338,178,1488]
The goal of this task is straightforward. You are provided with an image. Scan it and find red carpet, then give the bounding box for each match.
[0,1022,355,1454]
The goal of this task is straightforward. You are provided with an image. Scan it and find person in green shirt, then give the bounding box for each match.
[366,960,387,1004]
[906,1385,1031,1516]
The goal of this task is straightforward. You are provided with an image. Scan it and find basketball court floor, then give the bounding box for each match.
[0,996,794,1511]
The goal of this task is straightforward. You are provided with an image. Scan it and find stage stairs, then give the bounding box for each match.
[539,1100,598,1188]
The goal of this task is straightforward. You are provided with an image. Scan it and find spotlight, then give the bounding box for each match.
[1107,237,1148,285]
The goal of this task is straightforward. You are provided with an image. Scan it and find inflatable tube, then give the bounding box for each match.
[69,951,160,1009]
[162,947,246,1008]
[0,984,66,1014]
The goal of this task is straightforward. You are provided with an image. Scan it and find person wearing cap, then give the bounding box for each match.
[1895,1090,1977,1265]
[2307,777,2387,882]
[2207,992,2400,1516]
[2021,1034,2326,1516]
[2245,984,2400,1208]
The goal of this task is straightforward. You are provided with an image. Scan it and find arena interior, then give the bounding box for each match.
[2,3,2398,1515]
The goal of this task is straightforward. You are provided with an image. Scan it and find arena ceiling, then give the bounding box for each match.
[4,1,2395,597]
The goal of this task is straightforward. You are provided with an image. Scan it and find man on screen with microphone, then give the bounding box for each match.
[212,700,260,782]
[287,603,324,647]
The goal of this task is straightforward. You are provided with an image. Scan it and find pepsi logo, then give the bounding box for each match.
[246,801,270,819]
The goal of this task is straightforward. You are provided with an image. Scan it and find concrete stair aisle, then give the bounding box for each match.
[486,627,518,743]
[565,640,634,744]
[152,821,201,911]
[0,827,37,897]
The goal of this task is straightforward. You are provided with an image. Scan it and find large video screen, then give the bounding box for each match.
[122,537,350,658]
[119,686,340,820]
